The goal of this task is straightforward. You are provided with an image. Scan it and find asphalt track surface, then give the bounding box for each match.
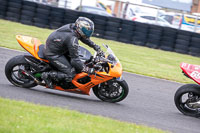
[0,47,199,133]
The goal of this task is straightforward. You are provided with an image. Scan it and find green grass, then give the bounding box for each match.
[0,98,167,133]
[0,19,199,83]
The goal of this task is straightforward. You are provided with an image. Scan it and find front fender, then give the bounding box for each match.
[116,76,124,81]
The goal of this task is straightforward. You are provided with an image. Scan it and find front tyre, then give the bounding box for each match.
[5,55,37,88]
[93,79,129,103]
[174,84,200,117]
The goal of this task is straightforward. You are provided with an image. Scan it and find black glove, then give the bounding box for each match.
[82,66,95,75]
[94,44,104,56]
[97,50,104,57]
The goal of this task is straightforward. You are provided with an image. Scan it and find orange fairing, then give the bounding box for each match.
[63,65,121,95]
[16,35,46,61]
[67,62,122,95]
[96,63,122,77]
[109,62,122,77]
[70,72,113,95]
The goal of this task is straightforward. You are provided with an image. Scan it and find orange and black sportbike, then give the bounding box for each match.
[5,35,129,103]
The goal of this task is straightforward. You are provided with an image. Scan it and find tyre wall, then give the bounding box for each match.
[0,0,200,57]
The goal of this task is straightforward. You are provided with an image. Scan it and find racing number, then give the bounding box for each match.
[190,71,200,79]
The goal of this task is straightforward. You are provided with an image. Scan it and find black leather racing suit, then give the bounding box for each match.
[43,23,99,81]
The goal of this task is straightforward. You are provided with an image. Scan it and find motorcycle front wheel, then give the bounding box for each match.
[93,79,129,103]
[174,84,200,117]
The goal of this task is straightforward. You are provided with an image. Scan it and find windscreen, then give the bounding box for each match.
[103,44,119,65]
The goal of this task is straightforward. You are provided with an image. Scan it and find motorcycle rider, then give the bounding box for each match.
[41,17,101,88]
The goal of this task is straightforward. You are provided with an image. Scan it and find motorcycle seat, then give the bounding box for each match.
[37,44,46,60]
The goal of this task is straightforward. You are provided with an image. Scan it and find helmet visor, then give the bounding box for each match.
[82,27,93,38]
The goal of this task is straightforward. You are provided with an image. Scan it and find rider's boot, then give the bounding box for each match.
[41,72,55,89]
[41,71,72,89]
[57,71,72,82]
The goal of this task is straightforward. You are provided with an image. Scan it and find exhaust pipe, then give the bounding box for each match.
[22,70,45,86]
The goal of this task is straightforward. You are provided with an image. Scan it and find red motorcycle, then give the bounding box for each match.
[174,62,200,117]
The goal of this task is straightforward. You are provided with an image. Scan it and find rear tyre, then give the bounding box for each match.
[174,84,200,117]
[93,79,129,103]
[5,55,37,88]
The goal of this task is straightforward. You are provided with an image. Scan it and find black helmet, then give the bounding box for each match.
[75,17,94,38]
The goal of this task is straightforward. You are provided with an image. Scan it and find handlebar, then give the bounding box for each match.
[94,56,113,64]
[85,50,114,68]
[96,50,104,57]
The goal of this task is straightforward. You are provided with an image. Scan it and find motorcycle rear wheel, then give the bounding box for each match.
[174,84,200,117]
[92,79,129,103]
[5,55,37,88]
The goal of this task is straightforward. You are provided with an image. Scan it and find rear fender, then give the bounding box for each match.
[180,62,200,84]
